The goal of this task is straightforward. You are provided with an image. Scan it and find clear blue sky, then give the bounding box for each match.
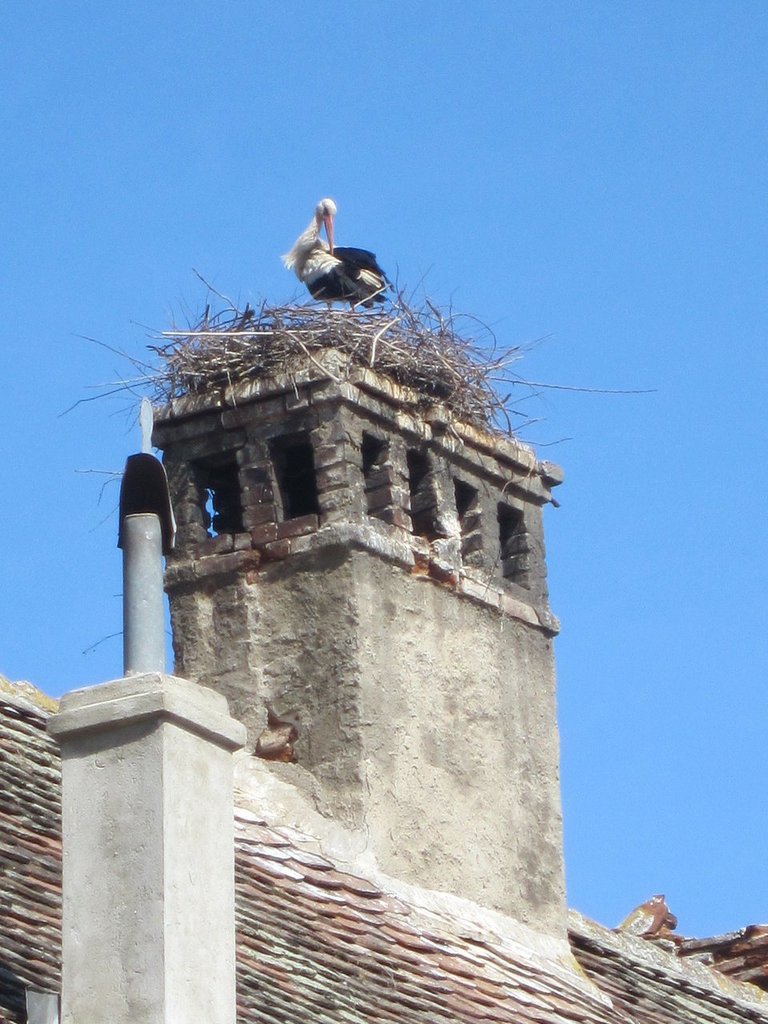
[2,1,766,939]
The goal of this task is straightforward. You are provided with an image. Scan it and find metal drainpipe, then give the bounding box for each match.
[118,398,176,676]
[122,512,165,675]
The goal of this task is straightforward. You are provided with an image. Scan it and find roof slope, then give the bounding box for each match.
[571,914,768,1024]
[680,930,768,992]
[1,695,767,1024]
[0,694,61,1024]
[233,807,618,1024]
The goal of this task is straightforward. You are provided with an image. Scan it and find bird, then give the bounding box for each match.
[282,197,390,308]
[617,894,678,938]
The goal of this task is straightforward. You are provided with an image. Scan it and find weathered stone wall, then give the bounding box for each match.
[351,550,564,932]
[165,543,564,931]
[154,353,565,935]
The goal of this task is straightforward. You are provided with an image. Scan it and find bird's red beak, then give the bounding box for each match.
[323,213,335,254]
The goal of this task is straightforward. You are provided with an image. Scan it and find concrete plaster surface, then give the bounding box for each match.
[172,546,565,936]
[49,673,245,1024]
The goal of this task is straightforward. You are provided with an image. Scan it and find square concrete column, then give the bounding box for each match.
[48,673,246,1024]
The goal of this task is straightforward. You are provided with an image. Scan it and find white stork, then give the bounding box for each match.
[282,198,390,308]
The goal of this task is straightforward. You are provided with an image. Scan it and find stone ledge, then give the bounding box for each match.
[289,522,418,571]
[48,673,246,751]
[166,548,263,585]
[163,520,559,635]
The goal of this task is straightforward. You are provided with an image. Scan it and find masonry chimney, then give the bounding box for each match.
[154,350,565,935]
[48,423,246,1024]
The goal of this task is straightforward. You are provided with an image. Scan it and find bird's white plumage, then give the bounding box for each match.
[300,247,339,284]
[281,198,337,274]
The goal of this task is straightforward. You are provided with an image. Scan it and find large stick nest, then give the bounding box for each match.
[150,294,528,434]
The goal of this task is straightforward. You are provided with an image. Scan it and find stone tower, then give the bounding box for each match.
[153,347,565,934]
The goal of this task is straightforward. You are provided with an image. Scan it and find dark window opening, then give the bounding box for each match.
[406,449,439,539]
[454,479,482,560]
[454,479,478,523]
[270,435,320,520]
[362,433,387,480]
[497,502,530,585]
[193,454,243,537]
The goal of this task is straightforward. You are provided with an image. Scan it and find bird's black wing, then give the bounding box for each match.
[310,247,391,306]
[333,246,390,282]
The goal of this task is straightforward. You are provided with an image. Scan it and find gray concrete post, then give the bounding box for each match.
[48,673,246,1024]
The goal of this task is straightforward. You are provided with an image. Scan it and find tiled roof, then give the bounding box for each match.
[679,929,768,992]
[2,694,768,1024]
[0,693,61,1024]
[570,914,768,1024]
[233,806,619,1024]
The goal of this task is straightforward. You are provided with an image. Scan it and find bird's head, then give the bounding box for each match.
[315,197,337,253]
